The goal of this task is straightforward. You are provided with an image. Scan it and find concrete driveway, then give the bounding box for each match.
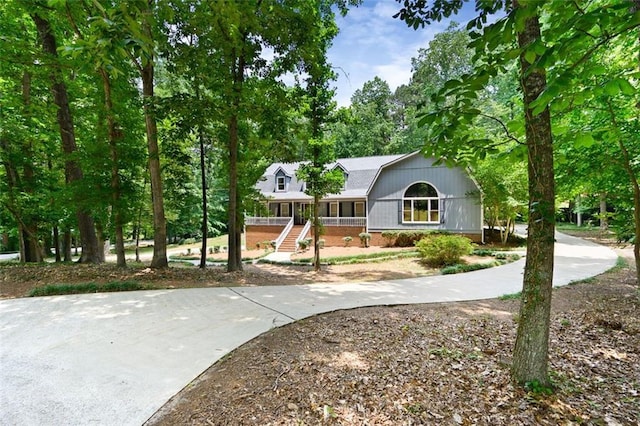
[0,232,618,426]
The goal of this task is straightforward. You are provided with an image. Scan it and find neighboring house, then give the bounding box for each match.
[245,152,483,251]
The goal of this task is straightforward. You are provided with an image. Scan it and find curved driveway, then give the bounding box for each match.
[0,232,617,426]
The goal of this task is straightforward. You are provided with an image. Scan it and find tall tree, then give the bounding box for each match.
[295,4,344,271]
[0,11,44,263]
[396,0,555,386]
[510,0,555,386]
[63,1,130,266]
[396,0,640,385]
[332,77,395,157]
[119,0,168,268]
[163,0,344,272]
[31,11,102,264]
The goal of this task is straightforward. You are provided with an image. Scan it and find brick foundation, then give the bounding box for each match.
[247,225,483,250]
[310,226,366,247]
[245,225,285,250]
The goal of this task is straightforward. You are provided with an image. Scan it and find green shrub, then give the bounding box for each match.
[359,232,371,248]
[441,262,498,274]
[381,231,396,247]
[298,238,312,250]
[381,230,451,247]
[415,234,474,267]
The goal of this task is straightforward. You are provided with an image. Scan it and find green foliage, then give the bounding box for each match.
[473,249,495,257]
[29,281,149,297]
[332,77,396,157]
[297,238,312,251]
[499,292,522,301]
[525,380,554,396]
[415,234,474,267]
[381,230,451,247]
[293,250,418,265]
[441,262,496,274]
[358,232,371,247]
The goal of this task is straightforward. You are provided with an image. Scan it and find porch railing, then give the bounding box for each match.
[246,216,366,227]
[274,217,294,252]
[245,216,292,226]
[295,220,312,250]
[320,217,367,227]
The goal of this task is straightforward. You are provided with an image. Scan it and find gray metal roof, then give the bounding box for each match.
[257,154,405,200]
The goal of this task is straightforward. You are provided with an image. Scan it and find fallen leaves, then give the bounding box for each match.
[147,256,639,426]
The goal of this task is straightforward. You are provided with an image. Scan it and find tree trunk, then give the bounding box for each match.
[227,113,242,272]
[53,226,61,262]
[198,125,208,269]
[511,2,556,388]
[99,69,126,267]
[599,193,608,231]
[137,1,168,269]
[615,135,640,285]
[227,48,246,272]
[631,0,640,284]
[63,229,72,261]
[94,220,106,263]
[313,195,321,271]
[32,13,101,264]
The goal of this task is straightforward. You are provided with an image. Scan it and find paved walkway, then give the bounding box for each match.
[0,232,618,426]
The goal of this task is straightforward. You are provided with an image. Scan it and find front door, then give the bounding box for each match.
[295,203,308,225]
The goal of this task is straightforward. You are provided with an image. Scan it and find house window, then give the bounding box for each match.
[280,203,290,217]
[329,202,339,217]
[354,201,365,217]
[402,182,439,223]
[276,176,286,191]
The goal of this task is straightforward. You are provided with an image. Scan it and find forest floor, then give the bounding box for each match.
[1,231,638,425]
[140,230,639,426]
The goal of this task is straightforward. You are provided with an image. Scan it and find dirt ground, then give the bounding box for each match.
[0,246,475,299]
[140,232,639,426]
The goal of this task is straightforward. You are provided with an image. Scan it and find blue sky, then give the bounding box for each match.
[328,0,476,107]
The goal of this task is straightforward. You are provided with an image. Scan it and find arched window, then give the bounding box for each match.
[403,182,440,223]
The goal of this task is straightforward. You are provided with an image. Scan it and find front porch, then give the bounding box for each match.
[245,200,368,251]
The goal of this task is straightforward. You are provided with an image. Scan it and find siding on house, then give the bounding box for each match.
[367,154,481,233]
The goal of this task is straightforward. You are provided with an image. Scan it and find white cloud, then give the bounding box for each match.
[329,0,477,107]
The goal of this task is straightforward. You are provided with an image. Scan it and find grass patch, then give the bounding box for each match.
[472,249,496,257]
[440,254,521,275]
[499,291,522,301]
[29,281,150,297]
[555,223,597,231]
[609,256,628,272]
[441,261,500,275]
[292,250,419,265]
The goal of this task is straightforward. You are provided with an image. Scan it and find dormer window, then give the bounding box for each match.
[276,176,286,191]
[332,163,348,190]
